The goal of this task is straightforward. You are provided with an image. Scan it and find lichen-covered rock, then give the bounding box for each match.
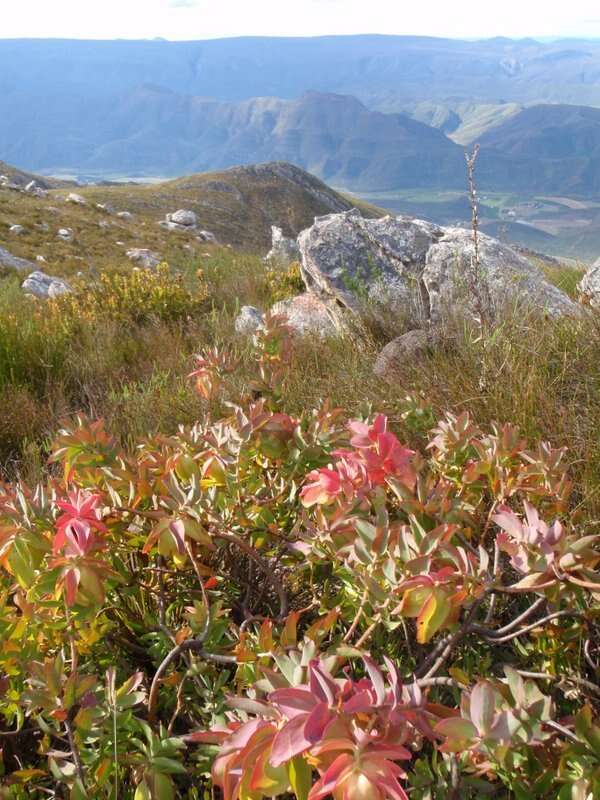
[423,228,578,321]
[271,293,340,336]
[21,271,72,299]
[234,306,264,335]
[265,226,300,265]
[298,209,440,316]
[0,246,36,272]
[297,210,578,324]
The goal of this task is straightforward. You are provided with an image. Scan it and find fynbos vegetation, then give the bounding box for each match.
[0,312,598,799]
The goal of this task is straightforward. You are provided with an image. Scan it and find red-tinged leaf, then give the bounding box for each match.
[269,715,312,767]
[308,660,338,704]
[363,656,386,705]
[304,610,338,643]
[304,702,335,743]
[269,688,316,717]
[259,619,274,652]
[308,753,353,800]
[509,572,553,590]
[64,567,80,607]
[281,611,300,648]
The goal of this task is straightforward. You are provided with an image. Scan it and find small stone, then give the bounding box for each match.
[235,306,265,335]
[9,224,25,235]
[374,329,433,380]
[66,192,86,205]
[126,248,162,269]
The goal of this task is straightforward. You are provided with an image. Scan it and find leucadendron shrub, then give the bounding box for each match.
[0,316,599,799]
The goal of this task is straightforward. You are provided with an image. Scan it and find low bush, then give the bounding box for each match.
[0,317,599,799]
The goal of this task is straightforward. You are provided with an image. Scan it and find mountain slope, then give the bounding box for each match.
[0,161,384,275]
[479,104,600,194]
[0,90,467,191]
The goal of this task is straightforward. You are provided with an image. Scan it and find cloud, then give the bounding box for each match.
[168,0,199,7]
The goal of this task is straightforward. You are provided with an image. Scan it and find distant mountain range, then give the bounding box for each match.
[6,36,600,199]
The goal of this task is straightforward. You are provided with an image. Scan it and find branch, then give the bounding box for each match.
[472,610,584,643]
[148,640,236,725]
[212,529,289,620]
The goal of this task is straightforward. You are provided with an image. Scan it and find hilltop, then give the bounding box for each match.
[0,161,383,274]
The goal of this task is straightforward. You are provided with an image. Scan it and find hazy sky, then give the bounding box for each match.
[3,0,600,40]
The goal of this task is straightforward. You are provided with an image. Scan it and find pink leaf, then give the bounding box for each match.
[269,715,312,767]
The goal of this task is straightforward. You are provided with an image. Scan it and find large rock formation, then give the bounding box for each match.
[296,210,578,324]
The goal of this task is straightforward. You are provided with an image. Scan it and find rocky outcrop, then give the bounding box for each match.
[21,271,72,299]
[265,226,300,265]
[297,210,578,324]
[0,246,37,272]
[578,259,600,309]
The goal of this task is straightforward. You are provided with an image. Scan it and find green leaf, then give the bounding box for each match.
[287,757,312,800]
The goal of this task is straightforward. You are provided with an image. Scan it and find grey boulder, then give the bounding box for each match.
[297,210,578,324]
[66,193,86,206]
[0,246,37,272]
[423,228,578,322]
[161,209,198,232]
[22,271,72,299]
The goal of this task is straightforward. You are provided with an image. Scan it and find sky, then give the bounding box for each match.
[3,0,600,40]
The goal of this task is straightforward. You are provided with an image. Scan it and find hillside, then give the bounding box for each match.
[0,90,468,191]
[0,161,383,273]
[478,104,600,194]
[0,160,63,189]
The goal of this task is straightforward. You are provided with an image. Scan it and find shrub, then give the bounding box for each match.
[0,318,599,799]
[52,264,208,326]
